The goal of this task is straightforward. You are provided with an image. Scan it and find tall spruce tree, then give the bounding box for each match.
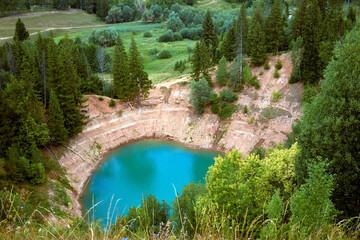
[265,0,286,53]
[191,41,212,86]
[291,0,307,40]
[202,10,218,63]
[216,56,228,85]
[13,18,29,41]
[237,5,248,54]
[113,35,134,101]
[220,21,237,62]
[97,0,110,21]
[128,36,152,103]
[248,6,267,66]
[295,23,360,218]
[301,3,321,84]
[48,90,68,144]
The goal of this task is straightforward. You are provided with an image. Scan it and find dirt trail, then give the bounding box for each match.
[58,53,303,217]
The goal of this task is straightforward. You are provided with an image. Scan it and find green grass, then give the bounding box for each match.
[0,9,104,39]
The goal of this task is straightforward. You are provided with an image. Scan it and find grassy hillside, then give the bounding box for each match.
[197,0,235,9]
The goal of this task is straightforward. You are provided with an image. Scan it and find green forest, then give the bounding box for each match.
[0,0,360,239]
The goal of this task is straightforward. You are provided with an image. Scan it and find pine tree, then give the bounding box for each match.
[191,41,212,86]
[202,10,218,63]
[216,56,228,85]
[48,90,68,144]
[113,35,134,101]
[13,18,29,41]
[265,0,286,53]
[291,0,307,40]
[248,6,267,66]
[237,5,248,54]
[220,21,237,62]
[97,0,110,21]
[301,3,321,84]
[128,36,152,103]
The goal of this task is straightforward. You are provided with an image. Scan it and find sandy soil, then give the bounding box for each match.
[58,53,303,216]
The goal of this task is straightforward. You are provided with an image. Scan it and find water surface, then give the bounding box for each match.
[81,140,219,224]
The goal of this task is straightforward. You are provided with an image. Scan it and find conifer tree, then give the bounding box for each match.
[265,0,286,53]
[48,90,68,144]
[237,4,248,54]
[191,41,212,86]
[216,56,228,85]
[128,36,152,103]
[97,0,110,21]
[13,18,29,41]
[113,35,134,101]
[291,0,307,40]
[220,21,237,62]
[301,3,321,84]
[202,10,218,63]
[248,6,267,66]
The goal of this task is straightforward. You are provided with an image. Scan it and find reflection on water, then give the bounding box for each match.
[81,140,218,225]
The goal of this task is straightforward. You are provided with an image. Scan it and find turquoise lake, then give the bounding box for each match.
[81,140,219,224]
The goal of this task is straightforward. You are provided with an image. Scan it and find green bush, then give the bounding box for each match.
[259,70,264,76]
[174,32,183,41]
[158,50,172,59]
[250,75,260,89]
[273,68,280,78]
[98,96,104,101]
[275,58,282,70]
[149,47,158,55]
[211,92,220,114]
[174,60,187,72]
[190,78,212,114]
[218,102,238,119]
[109,98,116,107]
[88,28,117,47]
[243,105,248,114]
[220,88,238,103]
[264,59,270,70]
[302,84,317,104]
[271,91,281,102]
[158,30,174,42]
[143,31,153,37]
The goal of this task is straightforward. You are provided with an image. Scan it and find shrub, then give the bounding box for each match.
[259,70,264,76]
[174,32,183,41]
[218,102,238,119]
[273,68,280,78]
[243,105,248,114]
[190,78,212,114]
[167,11,184,32]
[88,28,117,47]
[211,92,220,114]
[180,27,202,40]
[250,75,260,89]
[109,98,116,107]
[216,56,228,85]
[302,84,317,104]
[158,50,172,59]
[174,60,187,72]
[98,96,104,101]
[275,58,282,70]
[158,30,174,42]
[149,47,158,55]
[264,59,270,70]
[220,88,238,103]
[105,5,135,23]
[271,91,281,102]
[143,31,152,37]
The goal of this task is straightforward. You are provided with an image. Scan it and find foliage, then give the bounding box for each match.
[171,182,207,237]
[149,47,158,56]
[13,18,29,41]
[202,10,218,62]
[142,4,163,23]
[158,30,174,42]
[88,28,117,47]
[296,23,360,218]
[108,98,116,107]
[219,88,238,103]
[174,60,187,73]
[191,41,211,85]
[271,91,280,102]
[158,50,172,59]
[265,0,286,53]
[248,6,267,66]
[167,11,184,32]
[301,84,317,104]
[264,59,270,70]
[273,68,280,78]
[143,31,153,37]
[289,37,303,83]
[216,56,228,85]
[180,27,202,40]
[218,102,238,119]
[275,58,282,70]
[243,105,248,114]
[291,160,338,230]
[105,5,136,23]
[190,78,212,114]
[48,90,68,145]
[259,70,263,76]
